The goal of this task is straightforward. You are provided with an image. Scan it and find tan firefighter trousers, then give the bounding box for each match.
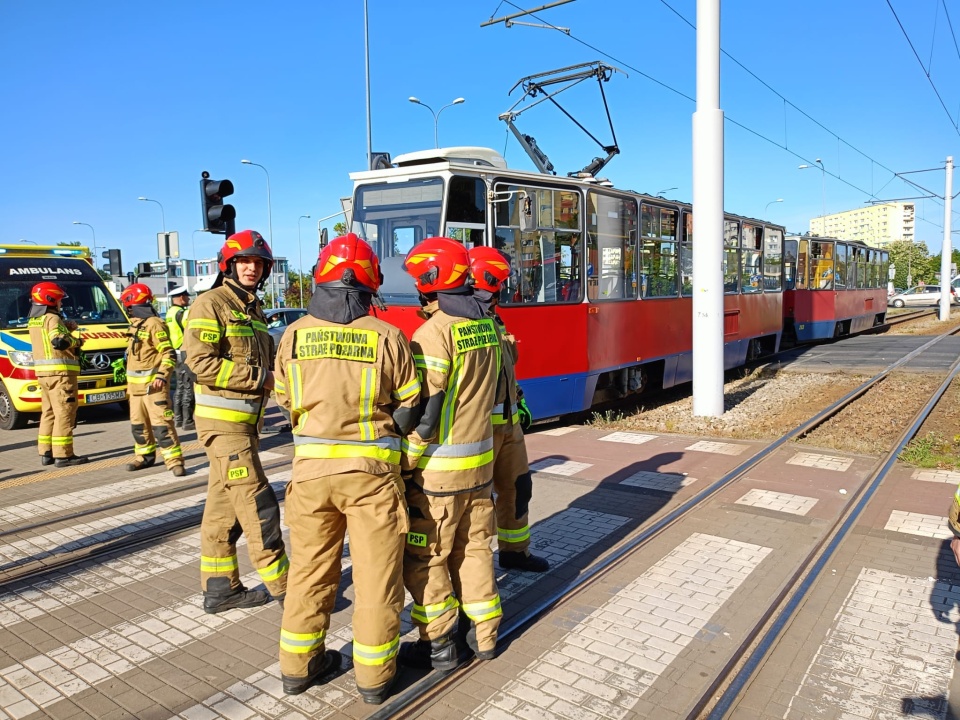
[403,482,502,653]
[199,432,288,599]
[493,422,532,555]
[129,388,183,469]
[37,374,78,458]
[280,466,407,690]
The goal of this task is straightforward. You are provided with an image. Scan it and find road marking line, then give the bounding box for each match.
[599,432,657,445]
[786,452,853,472]
[167,507,632,719]
[735,489,818,516]
[912,468,960,484]
[529,459,593,477]
[619,471,696,493]
[470,533,771,720]
[685,440,748,456]
[883,510,953,539]
[784,568,960,719]
[535,427,580,436]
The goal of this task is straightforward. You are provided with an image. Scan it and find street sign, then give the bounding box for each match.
[157,231,180,259]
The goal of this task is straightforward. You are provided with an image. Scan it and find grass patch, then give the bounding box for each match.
[899,432,960,469]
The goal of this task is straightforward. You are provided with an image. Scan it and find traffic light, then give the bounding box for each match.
[101,249,122,276]
[200,172,236,235]
[136,262,154,277]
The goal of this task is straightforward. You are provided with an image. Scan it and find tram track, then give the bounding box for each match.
[4,326,960,717]
[372,321,960,719]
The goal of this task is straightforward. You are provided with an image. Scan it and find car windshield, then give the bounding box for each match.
[0,257,126,329]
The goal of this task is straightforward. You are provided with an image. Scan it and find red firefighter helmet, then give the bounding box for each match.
[217,229,274,280]
[119,283,154,308]
[314,233,382,292]
[30,281,68,307]
[468,246,511,293]
[403,237,471,294]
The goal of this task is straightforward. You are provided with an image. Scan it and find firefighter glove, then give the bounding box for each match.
[518,397,533,431]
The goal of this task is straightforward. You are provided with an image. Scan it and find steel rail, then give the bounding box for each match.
[697,340,960,720]
[371,324,960,718]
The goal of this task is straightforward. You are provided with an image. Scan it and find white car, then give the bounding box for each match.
[888,285,957,308]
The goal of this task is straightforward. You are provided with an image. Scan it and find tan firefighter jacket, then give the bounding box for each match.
[491,311,520,433]
[184,279,273,434]
[274,313,421,476]
[28,311,82,376]
[126,315,177,396]
[402,300,500,494]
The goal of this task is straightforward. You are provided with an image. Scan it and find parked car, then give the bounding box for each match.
[265,308,308,342]
[888,285,957,308]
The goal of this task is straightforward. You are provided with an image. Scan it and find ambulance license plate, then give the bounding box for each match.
[85,390,126,404]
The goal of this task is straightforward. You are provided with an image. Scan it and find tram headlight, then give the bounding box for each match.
[10,350,34,367]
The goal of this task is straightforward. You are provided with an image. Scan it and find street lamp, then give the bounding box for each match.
[72,221,97,255]
[408,96,465,148]
[798,159,826,218]
[137,197,166,233]
[240,159,276,307]
[297,215,311,308]
[656,187,677,198]
[764,199,784,215]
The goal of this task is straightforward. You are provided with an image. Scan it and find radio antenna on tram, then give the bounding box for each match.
[498,60,626,178]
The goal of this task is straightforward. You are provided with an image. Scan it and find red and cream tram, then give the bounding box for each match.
[350,147,786,421]
[783,236,888,343]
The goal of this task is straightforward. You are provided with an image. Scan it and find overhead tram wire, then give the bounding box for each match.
[885,0,960,134]
[494,0,960,225]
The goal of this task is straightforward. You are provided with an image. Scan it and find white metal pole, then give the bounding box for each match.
[692,0,725,417]
[941,156,953,321]
[364,0,373,169]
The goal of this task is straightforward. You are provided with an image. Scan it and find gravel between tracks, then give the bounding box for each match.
[593,311,960,464]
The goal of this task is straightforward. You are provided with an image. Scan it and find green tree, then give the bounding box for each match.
[887,240,930,289]
[284,271,313,308]
[333,221,347,236]
[927,247,960,285]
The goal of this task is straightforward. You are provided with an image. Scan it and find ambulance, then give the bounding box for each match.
[0,244,129,430]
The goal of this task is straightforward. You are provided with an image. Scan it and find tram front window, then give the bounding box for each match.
[351,178,443,304]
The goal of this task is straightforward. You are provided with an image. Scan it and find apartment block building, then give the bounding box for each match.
[809,202,915,247]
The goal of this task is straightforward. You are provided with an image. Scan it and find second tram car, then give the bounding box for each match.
[349,147,787,421]
[783,236,888,343]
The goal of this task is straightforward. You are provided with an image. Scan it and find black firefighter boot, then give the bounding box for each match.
[398,632,462,674]
[40,451,54,467]
[282,649,342,695]
[499,550,550,573]
[126,454,157,473]
[357,673,398,705]
[202,577,271,614]
[456,611,496,661]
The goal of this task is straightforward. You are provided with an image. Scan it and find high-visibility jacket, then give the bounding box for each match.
[28,311,81,376]
[126,315,177,396]
[402,301,499,494]
[184,279,273,434]
[274,313,421,476]
[165,305,188,350]
[490,311,520,430]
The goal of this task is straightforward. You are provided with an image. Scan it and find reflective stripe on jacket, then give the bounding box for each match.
[274,313,420,476]
[126,315,177,396]
[28,312,81,376]
[403,302,499,494]
[491,312,521,431]
[165,305,188,350]
[184,279,273,434]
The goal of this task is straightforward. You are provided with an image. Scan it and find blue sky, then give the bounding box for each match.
[2,0,959,274]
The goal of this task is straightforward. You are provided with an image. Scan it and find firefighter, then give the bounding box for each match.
[274,234,420,703]
[184,229,288,613]
[166,286,195,431]
[27,281,88,468]
[398,237,502,672]
[120,283,185,477]
[468,247,549,573]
